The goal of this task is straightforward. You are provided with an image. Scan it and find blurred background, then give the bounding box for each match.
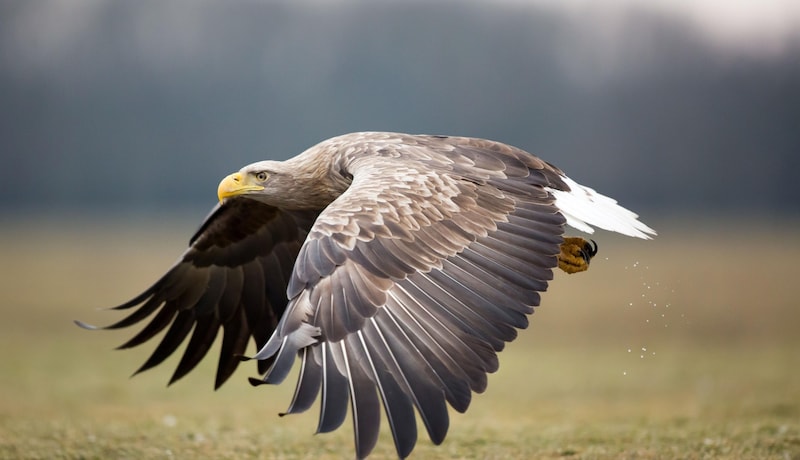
[2,0,799,215]
[1,1,799,457]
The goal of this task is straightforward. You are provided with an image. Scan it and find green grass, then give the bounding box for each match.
[1,216,798,459]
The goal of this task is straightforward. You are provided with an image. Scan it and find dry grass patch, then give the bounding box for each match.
[1,216,798,458]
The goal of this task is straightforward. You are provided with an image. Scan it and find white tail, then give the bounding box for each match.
[547,175,656,239]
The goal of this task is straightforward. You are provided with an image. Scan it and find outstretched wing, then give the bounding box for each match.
[78,197,318,389]
[252,135,570,458]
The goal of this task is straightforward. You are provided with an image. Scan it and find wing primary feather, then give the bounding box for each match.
[215,308,250,389]
[107,287,159,311]
[341,339,381,459]
[512,206,566,228]
[262,336,294,384]
[480,231,559,268]
[317,342,350,434]
[169,314,220,385]
[216,268,243,323]
[462,242,551,292]
[131,309,195,377]
[240,261,270,353]
[79,266,190,330]
[444,252,536,320]
[191,267,227,316]
[115,304,179,349]
[447,255,537,315]
[438,253,532,322]
[95,295,164,330]
[170,268,210,311]
[498,217,563,247]
[408,270,513,351]
[360,320,418,458]
[389,282,490,397]
[377,303,451,444]
[281,346,322,415]
[107,263,191,311]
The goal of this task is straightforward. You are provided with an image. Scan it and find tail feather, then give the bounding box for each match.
[548,175,656,239]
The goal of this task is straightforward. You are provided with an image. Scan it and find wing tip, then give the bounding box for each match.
[74,319,99,330]
[248,376,268,387]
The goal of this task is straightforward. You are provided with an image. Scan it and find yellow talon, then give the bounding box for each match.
[558,237,598,274]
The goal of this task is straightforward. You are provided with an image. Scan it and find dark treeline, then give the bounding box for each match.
[1,1,798,215]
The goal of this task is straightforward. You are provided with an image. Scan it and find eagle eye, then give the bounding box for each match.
[255,171,269,182]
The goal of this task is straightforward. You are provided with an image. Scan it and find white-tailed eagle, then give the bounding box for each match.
[79,132,655,458]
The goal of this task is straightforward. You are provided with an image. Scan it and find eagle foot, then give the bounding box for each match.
[558,237,598,274]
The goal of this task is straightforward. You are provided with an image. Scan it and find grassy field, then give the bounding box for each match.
[1,215,798,459]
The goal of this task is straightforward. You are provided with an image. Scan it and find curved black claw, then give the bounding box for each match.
[580,239,598,264]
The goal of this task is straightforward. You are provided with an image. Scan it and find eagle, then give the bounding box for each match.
[78,132,655,458]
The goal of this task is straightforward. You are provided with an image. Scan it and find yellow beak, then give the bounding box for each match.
[217,172,265,202]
